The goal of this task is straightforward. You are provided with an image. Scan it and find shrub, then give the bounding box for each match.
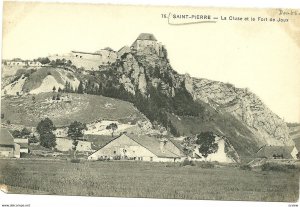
[190,161,196,166]
[182,158,192,167]
[197,161,215,169]
[261,163,288,172]
[29,135,39,144]
[286,164,296,170]
[71,158,80,163]
[240,164,252,171]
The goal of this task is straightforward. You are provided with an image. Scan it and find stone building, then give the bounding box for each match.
[256,145,298,159]
[131,33,163,56]
[0,128,20,158]
[14,138,29,153]
[88,133,184,162]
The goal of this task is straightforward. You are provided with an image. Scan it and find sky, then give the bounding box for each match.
[2,2,300,122]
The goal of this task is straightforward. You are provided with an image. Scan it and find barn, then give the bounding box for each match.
[0,128,20,158]
[88,134,184,162]
[256,145,298,159]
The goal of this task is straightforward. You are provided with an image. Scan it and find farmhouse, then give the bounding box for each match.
[0,128,20,158]
[88,134,184,162]
[14,138,29,153]
[256,145,298,159]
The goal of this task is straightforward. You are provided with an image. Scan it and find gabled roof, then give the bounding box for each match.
[71,51,99,55]
[136,33,157,41]
[256,145,294,159]
[128,134,181,158]
[0,128,14,145]
[92,133,183,158]
[293,138,300,151]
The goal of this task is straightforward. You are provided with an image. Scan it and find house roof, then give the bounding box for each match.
[293,138,300,151]
[0,128,14,145]
[126,134,181,158]
[256,145,294,159]
[71,51,100,56]
[91,133,183,158]
[136,33,157,41]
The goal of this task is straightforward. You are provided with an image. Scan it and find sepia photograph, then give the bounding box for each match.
[0,1,299,206]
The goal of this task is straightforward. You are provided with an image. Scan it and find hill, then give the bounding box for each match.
[1,33,295,159]
[1,67,79,96]
[1,93,148,127]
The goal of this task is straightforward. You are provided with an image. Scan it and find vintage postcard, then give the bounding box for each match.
[0,1,299,205]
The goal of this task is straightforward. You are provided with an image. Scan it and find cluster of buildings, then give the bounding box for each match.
[49,33,165,70]
[3,33,165,71]
[4,60,43,67]
[1,124,299,162]
[53,126,183,162]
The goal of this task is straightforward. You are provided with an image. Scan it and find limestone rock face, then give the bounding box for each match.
[183,76,291,146]
[114,44,292,148]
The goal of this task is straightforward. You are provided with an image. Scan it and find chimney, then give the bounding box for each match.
[159,138,168,153]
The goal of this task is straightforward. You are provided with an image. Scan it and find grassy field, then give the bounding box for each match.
[1,93,146,127]
[0,159,299,201]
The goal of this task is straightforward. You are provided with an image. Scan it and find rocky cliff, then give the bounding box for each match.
[183,75,292,146]
[106,37,292,149]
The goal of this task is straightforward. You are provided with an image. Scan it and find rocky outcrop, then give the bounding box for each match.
[183,75,291,146]
[110,39,292,148]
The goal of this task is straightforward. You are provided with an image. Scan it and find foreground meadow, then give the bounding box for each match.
[0,159,299,201]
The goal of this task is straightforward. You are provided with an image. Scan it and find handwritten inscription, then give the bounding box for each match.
[279,9,300,16]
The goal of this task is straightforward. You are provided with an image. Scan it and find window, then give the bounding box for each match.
[113,151,116,154]
[150,157,153,161]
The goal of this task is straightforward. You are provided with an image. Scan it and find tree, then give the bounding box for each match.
[297,152,300,160]
[68,121,87,139]
[21,127,31,137]
[77,81,84,94]
[196,131,218,158]
[40,133,56,148]
[35,57,50,65]
[68,121,87,159]
[36,118,56,148]
[12,130,22,138]
[106,123,118,137]
[52,86,56,92]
